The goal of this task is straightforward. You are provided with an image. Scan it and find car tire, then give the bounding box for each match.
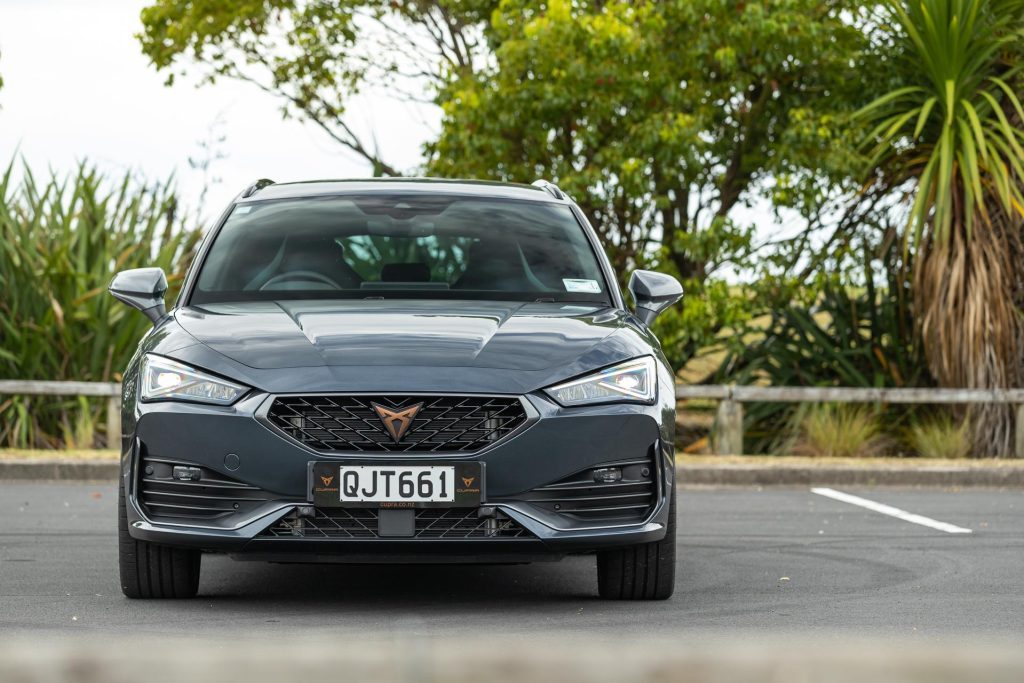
[596,485,676,600]
[118,483,201,599]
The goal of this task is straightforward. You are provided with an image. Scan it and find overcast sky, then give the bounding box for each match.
[0,0,437,223]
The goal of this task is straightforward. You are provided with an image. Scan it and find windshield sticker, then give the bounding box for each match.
[563,279,601,294]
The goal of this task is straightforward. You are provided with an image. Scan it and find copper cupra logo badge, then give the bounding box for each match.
[371,402,423,442]
[320,475,334,487]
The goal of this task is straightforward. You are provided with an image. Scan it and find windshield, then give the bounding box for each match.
[190,194,611,305]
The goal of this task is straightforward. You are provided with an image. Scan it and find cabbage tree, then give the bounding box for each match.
[860,0,1024,455]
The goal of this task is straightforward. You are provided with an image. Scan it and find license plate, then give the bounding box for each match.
[310,461,483,508]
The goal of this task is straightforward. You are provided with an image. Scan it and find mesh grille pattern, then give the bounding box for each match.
[260,507,532,539]
[266,395,527,453]
[138,456,269,521]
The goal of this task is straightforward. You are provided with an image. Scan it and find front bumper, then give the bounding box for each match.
[123,390,675,559]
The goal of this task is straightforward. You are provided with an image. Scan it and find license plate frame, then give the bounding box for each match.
[309,461,484,508]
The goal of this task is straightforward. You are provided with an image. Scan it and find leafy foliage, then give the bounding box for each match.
[860,0,1024,240]
[858,0,1024,455]
[138,0,499,175]
[711,229,928,453]
[430,1,874,273]
[0,161,200,448]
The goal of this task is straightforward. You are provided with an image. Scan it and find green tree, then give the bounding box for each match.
[139,0,879,366]
[859,0,1024,456]
[431,1,870,272]
[138,0,499,175]
[428,0,877,359]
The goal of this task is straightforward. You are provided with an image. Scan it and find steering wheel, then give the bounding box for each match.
[259,270,343,291]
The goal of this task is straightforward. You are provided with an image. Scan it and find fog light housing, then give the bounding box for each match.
[593,467,622,483]
[172,466,202,481]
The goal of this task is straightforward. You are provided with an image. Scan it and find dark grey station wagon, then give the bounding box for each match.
[110,178,682,600]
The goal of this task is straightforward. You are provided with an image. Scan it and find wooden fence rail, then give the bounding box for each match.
[1,380,1022,456]
[675,385,1024,457]
[0,380,121,449]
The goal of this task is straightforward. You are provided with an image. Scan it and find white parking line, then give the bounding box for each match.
[811,487,973,534]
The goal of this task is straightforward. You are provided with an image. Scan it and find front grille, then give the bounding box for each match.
[260,507,532,539]
[138,456,269,521]
[266,395,528,453]
[515,455,659,523]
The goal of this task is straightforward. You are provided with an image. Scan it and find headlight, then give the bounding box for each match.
[544,356,657,407]
[141,354,248,405]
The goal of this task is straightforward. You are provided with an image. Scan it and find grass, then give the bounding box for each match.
[909,415,972,459]
[791,404,889,458]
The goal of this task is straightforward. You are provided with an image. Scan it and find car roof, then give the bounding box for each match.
[237,178,567,204]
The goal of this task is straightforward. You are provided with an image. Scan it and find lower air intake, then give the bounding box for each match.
[138,456,269,521]
[260,508,532,539]
[516,455,659,523]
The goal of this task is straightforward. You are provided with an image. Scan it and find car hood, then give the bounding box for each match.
[172,300,637,373]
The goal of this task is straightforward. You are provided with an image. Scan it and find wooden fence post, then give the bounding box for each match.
[106,395,121,451]
[714,399,744,455]
[1015,404,1024,459]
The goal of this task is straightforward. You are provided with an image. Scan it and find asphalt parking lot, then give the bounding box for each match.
[1,482,1022,640]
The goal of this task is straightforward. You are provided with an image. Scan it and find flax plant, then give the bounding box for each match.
[859,0,1024,455]
[0,160,200,447]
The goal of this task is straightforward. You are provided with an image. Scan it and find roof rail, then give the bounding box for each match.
[241,178,275,198]
[532,179,566,200]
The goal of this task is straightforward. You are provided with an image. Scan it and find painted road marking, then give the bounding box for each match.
[811,487,973,534]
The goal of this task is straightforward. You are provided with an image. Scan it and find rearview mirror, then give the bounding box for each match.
[627,270,683,326]
[109,268,168,325]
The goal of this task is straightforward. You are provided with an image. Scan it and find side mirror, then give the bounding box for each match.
[109,268,168,325]
[627,270,683,326]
